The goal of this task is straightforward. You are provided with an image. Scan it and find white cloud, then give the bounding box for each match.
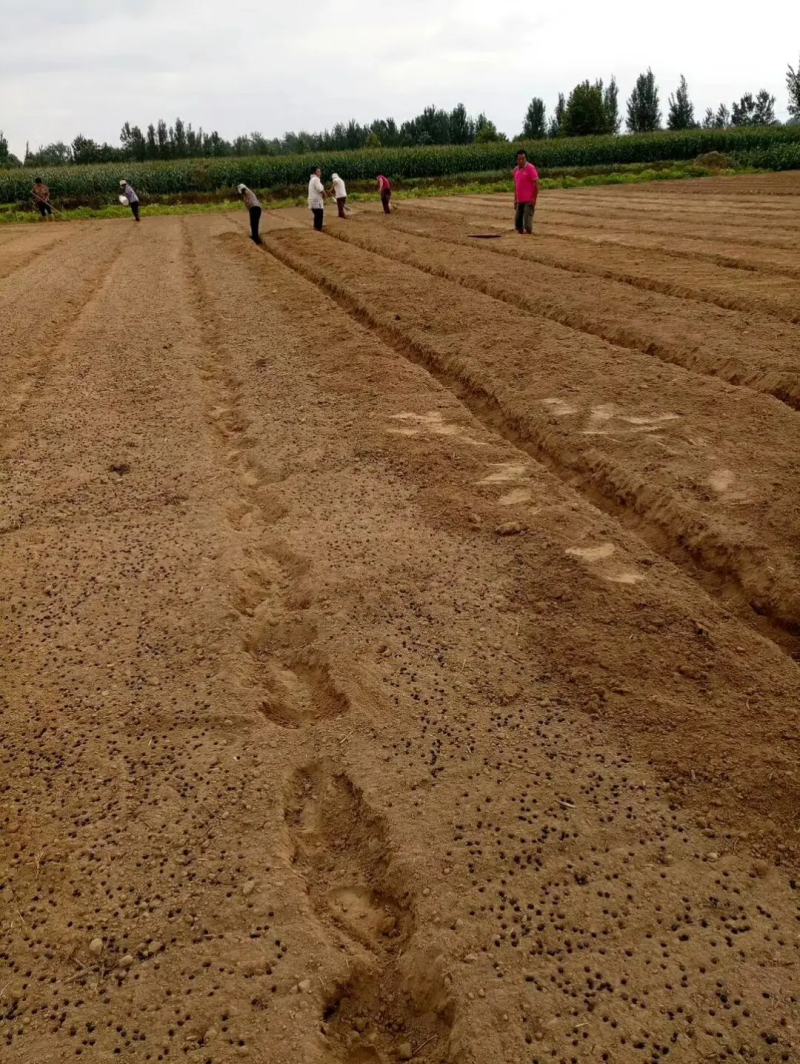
[2,0,798,156]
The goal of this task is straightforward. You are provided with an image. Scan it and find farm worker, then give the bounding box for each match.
[237,184,263,244]
[31,178,53,219]
[308,167,326,231]
[377,174,392,214]
[330,173,347,218]
[119,179,141,222]
[513,150,539,235]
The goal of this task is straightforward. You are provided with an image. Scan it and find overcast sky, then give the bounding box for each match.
[2,0,798,156]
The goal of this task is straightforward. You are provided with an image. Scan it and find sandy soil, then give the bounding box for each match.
[2,174,800,1064]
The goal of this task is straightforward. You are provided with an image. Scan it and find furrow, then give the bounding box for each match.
[0,224,131,442]
[329,222,800,412]
[399,202,800,322]
[0,225,73,281]
[262,228,800,657]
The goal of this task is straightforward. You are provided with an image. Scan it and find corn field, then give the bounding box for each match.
[2,126,799,203]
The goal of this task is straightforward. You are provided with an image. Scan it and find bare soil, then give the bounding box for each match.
[2,174,800,1064]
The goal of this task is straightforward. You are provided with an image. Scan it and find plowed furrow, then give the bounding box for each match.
[265,226,800,654]
[399,201,800,322]
[334,219,800,411]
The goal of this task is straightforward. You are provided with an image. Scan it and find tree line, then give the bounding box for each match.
[3,60,799,169]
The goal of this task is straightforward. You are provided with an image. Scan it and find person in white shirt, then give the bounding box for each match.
[330,172,347,218]
[308,167,326,231]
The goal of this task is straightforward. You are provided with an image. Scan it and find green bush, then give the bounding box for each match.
[1,126,799,203]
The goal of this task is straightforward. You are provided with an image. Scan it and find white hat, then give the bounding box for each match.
[119,179,127,186]
[332,173,339,180]
[237,183,246,192]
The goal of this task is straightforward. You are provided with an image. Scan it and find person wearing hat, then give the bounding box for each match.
[330,173,347,218]
[119,179,140,221]
[237,184,262,244]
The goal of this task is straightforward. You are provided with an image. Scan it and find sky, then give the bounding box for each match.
[2,0,798,157]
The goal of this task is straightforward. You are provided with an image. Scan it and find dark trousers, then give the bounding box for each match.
[336,197,347,218]
[130,201,140,222]
[249,205,262,243]
[312,207,324,231]
[515,201,534,233]
[380,189,391,214]
[37,202,53,217]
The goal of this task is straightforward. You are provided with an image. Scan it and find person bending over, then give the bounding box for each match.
[119,179,141,222]
[377,174,392,214]
[330,173,347,218]
[238,184,263,244]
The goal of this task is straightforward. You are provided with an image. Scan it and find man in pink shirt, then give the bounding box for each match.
[513,150,539,234]
[377,174,392,214]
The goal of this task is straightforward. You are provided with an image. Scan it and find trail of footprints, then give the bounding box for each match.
[286,763,453,1063]
[185,223,453,1061]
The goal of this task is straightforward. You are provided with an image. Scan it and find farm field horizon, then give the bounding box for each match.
[2,174,800,1063]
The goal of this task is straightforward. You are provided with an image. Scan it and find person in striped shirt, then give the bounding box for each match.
[119,180,140,222]
[237,184,263,244]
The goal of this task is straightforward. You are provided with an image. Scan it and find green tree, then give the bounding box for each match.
[626,69,661,132]
[731,90,776,126]
[521,97,546,139]
[120,122,147,161]
[788,57,800,119]
[173,117,187,157]
[449,103,475,144]
[667,75,697,129]
[474,113,506,142]
[71,134,101,164]
[156,119,169,157]
[365,130,381,147]
[753,89,777,125]
[24,140,72,166]
[562,81,608,136]
[0,130,20,166]
[603,77,620,133]
[548,93,566,136]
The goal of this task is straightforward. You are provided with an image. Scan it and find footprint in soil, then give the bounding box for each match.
[285,764,454,1062]
[251,649,350,728]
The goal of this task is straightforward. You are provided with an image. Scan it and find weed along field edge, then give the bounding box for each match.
[2,174,800,1063]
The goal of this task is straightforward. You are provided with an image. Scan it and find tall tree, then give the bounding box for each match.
[173,117,187,157]
[562,81,608,137]
[788,57,800,119]
[626,69,661,133]
[603,77,620,133]
[156,119,169,157]
[71,134,100,164]
[521,97,547,139]
[667,75,697,130]
[474,113,507,143]
[731,90,776,126]
[449,103,474,144]
[120,122,147,161]
[753,89,777,125]
[0,130,20,166]
[25,140,72,166]
[548,93,566,137]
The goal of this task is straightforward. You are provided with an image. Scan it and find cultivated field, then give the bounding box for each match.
[2,174,800,1064]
